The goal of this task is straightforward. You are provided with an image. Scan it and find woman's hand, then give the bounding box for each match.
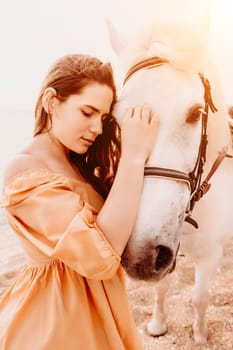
[120,104,159,164]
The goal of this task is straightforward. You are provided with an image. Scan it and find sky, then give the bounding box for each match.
[0,0,233,166]
[0,0,116,110]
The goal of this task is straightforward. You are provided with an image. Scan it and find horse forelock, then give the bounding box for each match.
[111,0,213,74]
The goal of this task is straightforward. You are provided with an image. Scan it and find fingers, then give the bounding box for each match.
[141,104,154,123]
[151,111,160,126]
[131,104,150,120]
[124,104,159,125]
[121,103,160,163]
[133,105,143,120]
[124,107,134,119]
[133,104,158,123]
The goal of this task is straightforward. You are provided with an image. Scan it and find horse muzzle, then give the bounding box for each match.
[121,240,180,281]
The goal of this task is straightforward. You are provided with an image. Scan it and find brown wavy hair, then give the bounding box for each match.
[34,54,121,198]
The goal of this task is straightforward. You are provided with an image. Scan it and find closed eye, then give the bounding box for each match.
[82,104,110,121]
[81,109,109,122]
[81,110,92,117]
[185,104,205,124]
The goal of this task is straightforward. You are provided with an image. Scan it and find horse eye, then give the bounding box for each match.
[186,108,203,124]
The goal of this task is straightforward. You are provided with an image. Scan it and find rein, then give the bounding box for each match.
[123,56,232,229]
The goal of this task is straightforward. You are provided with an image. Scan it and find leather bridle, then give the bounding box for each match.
[123,56,232,228]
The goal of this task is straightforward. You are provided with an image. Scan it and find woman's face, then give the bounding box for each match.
[51,82,114,154]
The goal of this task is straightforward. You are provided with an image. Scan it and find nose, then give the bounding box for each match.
[89,116,103,135]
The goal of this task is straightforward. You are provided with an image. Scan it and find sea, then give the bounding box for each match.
[0,109,30,279]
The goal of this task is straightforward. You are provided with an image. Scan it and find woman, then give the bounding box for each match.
[0,54,159,349]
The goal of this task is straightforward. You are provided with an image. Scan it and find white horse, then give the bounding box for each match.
[107,1,233,345]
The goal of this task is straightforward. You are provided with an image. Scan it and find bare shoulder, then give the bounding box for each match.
[3,154,45,185]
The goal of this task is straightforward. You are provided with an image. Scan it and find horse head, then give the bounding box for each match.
[107,1,232,282]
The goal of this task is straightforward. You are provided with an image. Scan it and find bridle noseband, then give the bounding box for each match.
[123,57,232,228]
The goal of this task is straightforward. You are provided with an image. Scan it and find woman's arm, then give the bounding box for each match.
[96,105,159,255]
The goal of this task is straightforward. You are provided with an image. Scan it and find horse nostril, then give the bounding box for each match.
[155,245,173,270]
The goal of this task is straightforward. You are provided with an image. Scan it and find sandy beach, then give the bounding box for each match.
[0,208,233,349]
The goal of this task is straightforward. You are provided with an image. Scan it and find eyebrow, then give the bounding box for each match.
[84,104,100,113]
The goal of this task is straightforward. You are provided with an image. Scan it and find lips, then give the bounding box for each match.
[81,137,95,146]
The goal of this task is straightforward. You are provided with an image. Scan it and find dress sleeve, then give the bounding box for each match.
[2,170,121,280]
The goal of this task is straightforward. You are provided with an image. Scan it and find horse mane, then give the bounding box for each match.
[202,61,233,162]
[110,0,212,73]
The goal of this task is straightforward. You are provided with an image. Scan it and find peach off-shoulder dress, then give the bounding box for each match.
[0,168,143,350]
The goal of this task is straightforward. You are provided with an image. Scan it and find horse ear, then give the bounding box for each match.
[106,19,127,56]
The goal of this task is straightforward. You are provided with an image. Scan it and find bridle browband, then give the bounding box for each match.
[123,56,232,228]
[123,57,168,85]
